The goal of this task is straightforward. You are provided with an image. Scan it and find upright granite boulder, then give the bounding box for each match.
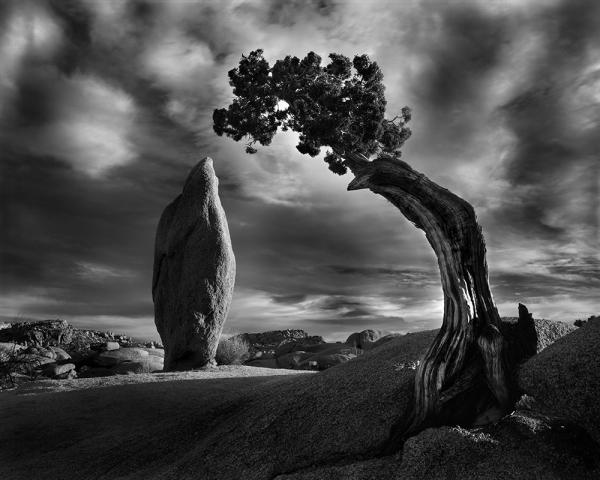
[153,158,235,371]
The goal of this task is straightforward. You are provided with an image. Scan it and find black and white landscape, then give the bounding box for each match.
[0,1,599,479]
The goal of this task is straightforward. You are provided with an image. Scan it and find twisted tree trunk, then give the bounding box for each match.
[340,151,513,441]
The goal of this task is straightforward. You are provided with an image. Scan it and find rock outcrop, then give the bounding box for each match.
[242,317,575,373]
[0,320,165,383]
[153,158,235,371]
[235,330,324,356]
[500,314,576,355]
[519,317,600,444]
[42,362,76,379]
[3,319,598,479]
[345,329,390,350]
[274,407,600,479]
[102,341,120,351]
[0,319,73,347]
[0,319,137,355]
[93,347,150,367]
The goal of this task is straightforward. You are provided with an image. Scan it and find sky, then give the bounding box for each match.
[0,0,598,342]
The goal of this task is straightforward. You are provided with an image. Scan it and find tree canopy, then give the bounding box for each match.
[213,50,412,175]
[214,50,518,441]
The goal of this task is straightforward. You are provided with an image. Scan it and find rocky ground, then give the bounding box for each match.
[0,320,164,386]
[238,328,403,370]
[0,316,598,479]
[0,321,399,387]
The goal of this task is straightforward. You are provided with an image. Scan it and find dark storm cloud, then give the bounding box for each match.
[314,296,366,312]
[271,294,308,305]
[12,74,53,126]
[417,3,507,110]
[494,0,600,240]
[1,0,597,339]
[547,259,600,279]
[341,308,373,318]
[48,0,92,45]
[491,270,599,300]
[266,0,336,26]
[327,265,438,284]
[0,0,206,327]
[225,196,438,318]
[46,0,93,74]
[0,148,153,289]
[404,1,512,163]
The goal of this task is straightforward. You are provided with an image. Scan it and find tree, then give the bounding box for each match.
[213,50,516,443]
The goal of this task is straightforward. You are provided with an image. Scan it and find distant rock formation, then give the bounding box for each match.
[239,317,578,373]
[0,319,73,347]
[0,319,138,352]
[153,158,235,371]
[233,329,324,355]
[500,310,576,356]
[0,320,165,383]
[345,329,391,350]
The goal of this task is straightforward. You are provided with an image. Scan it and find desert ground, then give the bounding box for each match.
[2,324,599,480]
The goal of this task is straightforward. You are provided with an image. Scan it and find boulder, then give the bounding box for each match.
[36,347,56,360]
[271,343,362,371]
[500,315,575,355]
[370,333,404,350]
[17,353,55,368]
[530,318,576,352]
[0,342,24,355]
[102,341,120,351]
[42,363,76,379]
[93,347,149,367]
[345,329,390,350]
[518,317,600,444]
[49,346,71,361]
[153,157,235,371]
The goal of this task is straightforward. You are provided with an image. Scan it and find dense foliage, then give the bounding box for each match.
[213,50,412,174]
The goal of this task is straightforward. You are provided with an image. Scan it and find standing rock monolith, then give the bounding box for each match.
[152,157,235,371]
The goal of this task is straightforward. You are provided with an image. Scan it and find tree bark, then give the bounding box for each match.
[340,152,512,440]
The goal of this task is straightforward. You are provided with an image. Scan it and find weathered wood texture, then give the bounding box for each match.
[342,152,511,437]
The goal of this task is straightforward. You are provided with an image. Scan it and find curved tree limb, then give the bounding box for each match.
[342,154,512,439]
